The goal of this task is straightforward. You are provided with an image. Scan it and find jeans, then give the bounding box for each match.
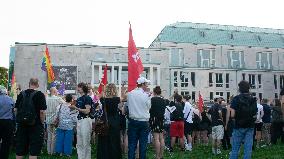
[230,128,254,159]
[0,120,14,159]
[128,119,149,159]
[76,118,92,159]
[55,129,73,155]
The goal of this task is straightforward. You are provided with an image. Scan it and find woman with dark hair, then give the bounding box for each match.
[270,99,284,144]
[149,86,166,159]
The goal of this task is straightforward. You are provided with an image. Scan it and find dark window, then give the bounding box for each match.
[258,74,262,88]
[259,93,263,101]
[249,74,256,89]
[274,75,278,89]
[192,91,196,102]
[227,92,231,103]
[210,92,214,100]
[280,75,284,89]
[216,92,224,97]
[242,73,246,80]
[191,72,195,87]
[181,91,189,96]
[252,92,256,97]
[174,71,178,87]
[275,93,279,99]
[216,73,223,87]
[226,73,230,88]
[209,73,213,87]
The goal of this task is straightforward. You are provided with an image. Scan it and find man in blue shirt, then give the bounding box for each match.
[261,98,271,146]
[0,85,15,159]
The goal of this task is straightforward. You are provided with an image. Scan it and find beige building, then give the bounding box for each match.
[10,22,284,101]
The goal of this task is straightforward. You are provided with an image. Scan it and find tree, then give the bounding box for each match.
[0,67,8,87]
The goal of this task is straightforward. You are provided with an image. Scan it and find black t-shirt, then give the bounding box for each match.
[100,97,120,116]
[76,95,93,119]
[208,103,223,126]
[15,89,47,124]
[171,102,184,121]
[150,96,166,119]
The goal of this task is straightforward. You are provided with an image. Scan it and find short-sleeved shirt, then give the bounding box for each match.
[15,89,47,124]
[76,95,93,120]
[255,104,263,123]
[0,94,15,120]
[150,96,166,119]
[262,104,271,123]
[208,103,223,127]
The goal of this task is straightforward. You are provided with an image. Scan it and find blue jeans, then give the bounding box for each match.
[55,129,73,156]
[128,119,149,159]
[230,128,254,159]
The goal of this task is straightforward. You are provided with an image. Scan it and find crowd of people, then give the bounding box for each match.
[0,77,284,159]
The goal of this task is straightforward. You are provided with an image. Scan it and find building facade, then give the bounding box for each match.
[10,22,284,101]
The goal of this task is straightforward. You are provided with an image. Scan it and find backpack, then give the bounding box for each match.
[193,112,201,124]
[235,94,257,128]
[16,91,38,126]
[271,107,283,122]
[170,103,184,121]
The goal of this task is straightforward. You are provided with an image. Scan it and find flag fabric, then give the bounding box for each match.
[10,73,17,100]
[98,64,108,94]
[198,92,204,112]
[128,23,144,92]
[58,83,65,96]
[42,45,55,83]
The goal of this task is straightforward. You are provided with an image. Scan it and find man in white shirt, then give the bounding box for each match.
[255,101,264,148]
[183,95,198,151]
[127,77,151,159]
[46,87,64,155]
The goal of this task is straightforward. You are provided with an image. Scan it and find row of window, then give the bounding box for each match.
[170,48,274,69]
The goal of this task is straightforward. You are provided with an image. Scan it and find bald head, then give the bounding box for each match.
[50,87,58,96]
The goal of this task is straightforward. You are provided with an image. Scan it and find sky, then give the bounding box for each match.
[1,0,284,68]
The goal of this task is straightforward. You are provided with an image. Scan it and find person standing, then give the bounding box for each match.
[183,95,194,151]
[270,99,284,144]
[55,94,78,157]
[229,80,257,159]
[169,95,185,152]
[46,87,64,155]
[261,98,271,146]
[208,96,224,155]
[97,83,123,159]
[254,100,264,148]
[0,86,14,159]
[127,77,151,159]
[15,78,47,159]
[69,83,92,159]
[149,86,166,159]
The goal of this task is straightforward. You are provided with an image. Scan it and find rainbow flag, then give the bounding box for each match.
[10,73,17,101]
[41,45,55,83]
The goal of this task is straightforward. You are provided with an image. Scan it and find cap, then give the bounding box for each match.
[214,95,221,99]
[137,77,151,84]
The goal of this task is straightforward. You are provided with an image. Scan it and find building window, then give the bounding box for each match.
[216,92,224,97]
[226,73,230,88]
[216,73,223,87]
[258,74,262,88]
[259,93,263,101]
[252,92,256,97]
[192,91,196,102]
[249,74,256,89]
[145,53,150,62]
[256,52,273,69]
[242,73,246,81]
[209,73,213,87]
[174,71,178,87]
[170,48,184,66]
[180,71,189,88]
[197,49,215,68]
[191,72,196,87]
[181,91,190,96]
[227,50,244,68]
[210,92,214,100]
[280,75,284,89]
[227,92,231,103]
[114,53,120,61]
[275,93,279,99]
[274,75,278,89]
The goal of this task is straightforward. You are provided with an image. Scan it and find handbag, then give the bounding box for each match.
[95,98,109,136]
[53,104,63,128]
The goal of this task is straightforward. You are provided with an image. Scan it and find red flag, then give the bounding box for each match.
[98,64,108,93]
[198,92,204,112]
[128,23,144,92]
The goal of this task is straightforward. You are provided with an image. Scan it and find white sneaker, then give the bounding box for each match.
[216,149,222,155]
[185,144,192,151]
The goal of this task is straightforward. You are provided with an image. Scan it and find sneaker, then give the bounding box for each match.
[169,147,173,153]
[261,144,267,148]
[165,146,170,151]
[216,149,222,155]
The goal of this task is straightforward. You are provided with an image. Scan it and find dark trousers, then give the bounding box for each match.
[222,130,231,150]
[271,122,284,144]
[0,119,14,159]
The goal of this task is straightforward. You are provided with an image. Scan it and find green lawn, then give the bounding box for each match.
[9,143,284,159]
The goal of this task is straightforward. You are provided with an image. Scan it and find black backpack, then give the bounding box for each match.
[193,112,201,124]
[235,94,257,128]
[170,103,184,121]
[271,107,283,122]
[16,91,38,126]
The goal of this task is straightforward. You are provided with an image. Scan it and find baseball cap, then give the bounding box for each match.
[137,77,151,84]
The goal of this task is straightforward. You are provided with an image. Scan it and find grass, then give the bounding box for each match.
[9,143,284,159]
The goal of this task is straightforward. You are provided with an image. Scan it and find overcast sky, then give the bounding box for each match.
[1,0,284,68]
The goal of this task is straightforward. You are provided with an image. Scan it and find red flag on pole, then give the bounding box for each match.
[128,23,144,92]
[98,64,108,94]
[198,91,204,112]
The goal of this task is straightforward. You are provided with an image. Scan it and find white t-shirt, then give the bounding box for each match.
[255,103,263,123]
[164,105,176,124]
[183,102,199,123]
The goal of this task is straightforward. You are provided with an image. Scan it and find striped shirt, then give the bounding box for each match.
[46,95,64,124]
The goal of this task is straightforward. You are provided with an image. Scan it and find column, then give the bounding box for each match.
[118,65,122,97]
[91,63,95,87]
[111,65,115,83]
[150,66,154,90]
[98,65,102,82]
[157,66,161,86]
